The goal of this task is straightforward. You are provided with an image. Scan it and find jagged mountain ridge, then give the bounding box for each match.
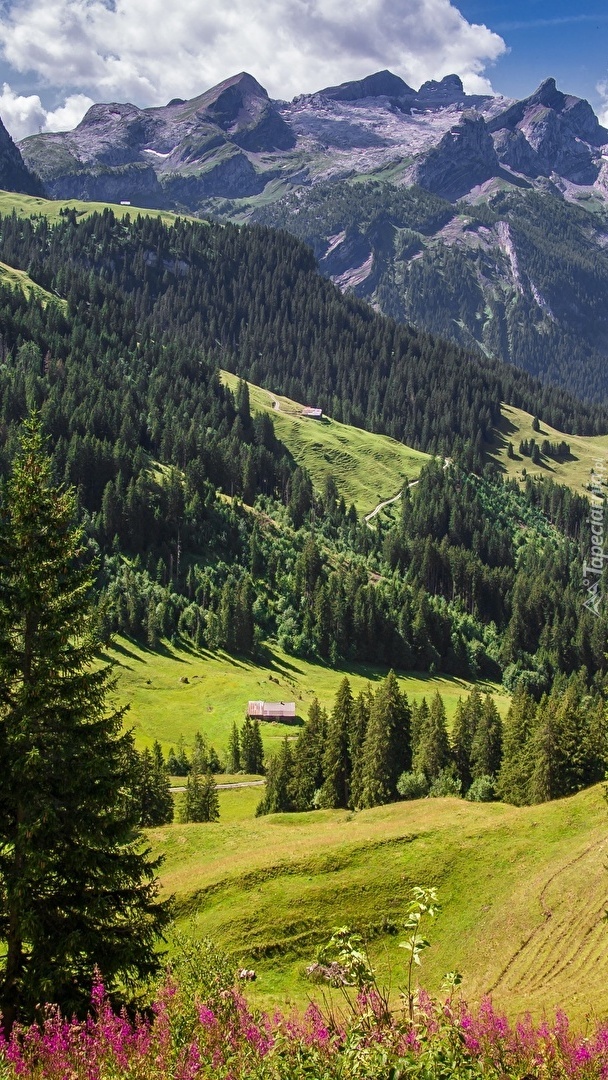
[12,68,608,401]
[17,68,608,211]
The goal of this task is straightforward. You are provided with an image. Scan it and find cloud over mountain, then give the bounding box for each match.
[0,0,505,138]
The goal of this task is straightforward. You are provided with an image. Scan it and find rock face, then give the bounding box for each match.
[417,74,466,106]
[488,78,608,184]
[19,72,293,209]
[0,116,42,195]
[318,70,416,102]
[410,114,500,200]
[12,69,608,211]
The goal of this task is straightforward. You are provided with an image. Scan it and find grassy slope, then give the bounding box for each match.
[221,370,429,515]
[0,259,64,307]
[153,784,608,1022]
[106,636,509,757]
[488,402,608,495]
[0,190,183,225]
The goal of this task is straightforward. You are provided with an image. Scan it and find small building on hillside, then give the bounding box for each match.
[301,407,323,419]
[247,700,297,722]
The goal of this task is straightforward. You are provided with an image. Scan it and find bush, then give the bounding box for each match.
[397,771,429,800]
[429,768,462,798]
[466,775,496,802]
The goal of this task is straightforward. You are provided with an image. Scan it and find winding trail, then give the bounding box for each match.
[364,488,407,522]
[364,458,452,525]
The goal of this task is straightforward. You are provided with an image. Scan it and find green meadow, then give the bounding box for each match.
[221,370,429,516]
[488,401,608,496]
[106,636,510,759]
[0,190,184,224]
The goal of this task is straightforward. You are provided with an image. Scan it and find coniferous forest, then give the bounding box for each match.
[0,208,604,697]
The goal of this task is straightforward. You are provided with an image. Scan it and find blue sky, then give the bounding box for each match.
[458,0,608,109]
[0,0,606,140]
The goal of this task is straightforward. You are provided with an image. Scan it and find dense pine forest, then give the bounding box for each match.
[0,207,604,766]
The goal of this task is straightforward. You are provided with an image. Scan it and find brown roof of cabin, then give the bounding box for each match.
[248,700,296,718]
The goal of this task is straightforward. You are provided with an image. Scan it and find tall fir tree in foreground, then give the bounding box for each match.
[0,416,169,1035]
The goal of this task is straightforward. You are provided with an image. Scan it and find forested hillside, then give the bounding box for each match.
[255,182,608,403]
[0,205,604,721]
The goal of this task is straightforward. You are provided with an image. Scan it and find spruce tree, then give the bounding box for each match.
[182,770,220,822]
[348,690,371,809]
[413,691,451,783]
[318,678,353,809]
[136,743,174,827]
[226,721,241,773]
[150,741,174,824]
[256,738,294,815]
[240,715,264,773]
[191,731,209,773]
[470,695,503,780]
[409,698,429,763]
[0,417,169,1033]
[451,697,475,790]
[250,718,265,774]
[167,735,190,776]
[357,672,410,808]
[289,698,326,811]
[452,686,484,789]
[495,686,537,806]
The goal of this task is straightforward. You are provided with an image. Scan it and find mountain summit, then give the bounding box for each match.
[19,72,295,206]
[17,68,608,212]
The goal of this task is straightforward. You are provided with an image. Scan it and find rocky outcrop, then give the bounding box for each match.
[488,78,608,184]
[318,70,416,102]
[492,128,547,178]
[417,74,466,106]
[411,114,500,200]
[0,116,43,195]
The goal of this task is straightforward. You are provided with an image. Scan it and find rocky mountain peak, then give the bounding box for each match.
[318,70,416,102]
[417,74,465,105]
[488,77,608,184]
[0,116,42,195]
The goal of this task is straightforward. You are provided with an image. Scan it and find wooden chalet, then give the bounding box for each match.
[301,407,323,419]
[247,700,297,722]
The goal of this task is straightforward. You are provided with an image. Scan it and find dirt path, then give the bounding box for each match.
[170,779,266,793]
[364,489,406,522]
[364,458,452,525]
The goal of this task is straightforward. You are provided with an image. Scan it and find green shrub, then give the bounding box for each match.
[466,775,496,802]
[429,768,462,798]
[397,771,429,800]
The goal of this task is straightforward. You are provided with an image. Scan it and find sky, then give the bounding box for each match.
[0,0,606,141]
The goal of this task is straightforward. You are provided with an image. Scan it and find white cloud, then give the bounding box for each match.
[597,79,608,128]
[0,82,93,138]
[0,0,506,137]
[44,93,94,132]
